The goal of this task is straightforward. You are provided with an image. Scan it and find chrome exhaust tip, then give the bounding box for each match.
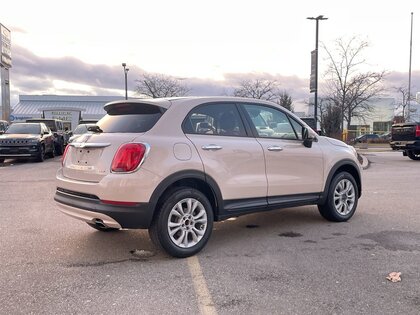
[92,218,108,229]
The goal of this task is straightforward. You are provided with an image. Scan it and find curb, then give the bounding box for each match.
[357,153,369,170]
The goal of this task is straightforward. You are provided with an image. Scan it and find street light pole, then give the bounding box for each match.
[307,15,328,130]
[407,12,413,122]
[122,63,129,100]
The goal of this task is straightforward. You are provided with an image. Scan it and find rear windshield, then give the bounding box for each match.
[97,103,164,133]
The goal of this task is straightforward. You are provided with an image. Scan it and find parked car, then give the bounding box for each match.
[379,132,391,141]
[0,122,55,163]
[0,120,9,133]
[352,133,379,143]
[390,122,420,160]
[68,123,96,143]
[54,97,362,258]
[26,118,68,155]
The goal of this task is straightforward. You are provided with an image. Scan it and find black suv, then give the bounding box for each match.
[26,119,68,155]
[390,122,420,160]
[0,123,55,163]
[0,120,9,133]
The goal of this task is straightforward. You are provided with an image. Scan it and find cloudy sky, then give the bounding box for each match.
[1,0,420,107]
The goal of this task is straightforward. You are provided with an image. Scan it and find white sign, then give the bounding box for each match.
[0,23,11,68]
[43,110,80,131]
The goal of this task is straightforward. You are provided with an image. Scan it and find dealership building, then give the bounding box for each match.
[10,95,124,130]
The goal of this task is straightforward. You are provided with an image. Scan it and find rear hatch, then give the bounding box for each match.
[391,123,420,141]
[62,101,166,182]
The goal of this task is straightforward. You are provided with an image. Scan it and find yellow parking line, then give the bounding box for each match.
[187,256,218,315]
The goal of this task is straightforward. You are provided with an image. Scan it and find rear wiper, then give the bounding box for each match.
[87,126,103,133]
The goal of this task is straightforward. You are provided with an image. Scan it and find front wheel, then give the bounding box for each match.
[149,188,213,258]
[318,171,358,222]
[36,145,45,162]
[49,144,56,158]
[55,142,64,155]
[407,150,420,160]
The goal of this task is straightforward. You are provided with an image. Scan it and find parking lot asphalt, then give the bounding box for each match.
[0,151,419,314]
[355,143,393,169]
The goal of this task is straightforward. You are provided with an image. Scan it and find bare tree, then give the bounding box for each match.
[233,79,279,100]
[135,73,190,98]
[323,37,386,130]
[394,86,415,121]
[233,79,293,111]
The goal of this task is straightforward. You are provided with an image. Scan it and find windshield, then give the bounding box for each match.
[28,120,56,131]
[73,124,95,134]
[6,124,41,134]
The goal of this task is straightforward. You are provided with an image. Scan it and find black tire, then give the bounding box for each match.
[86,222,120,232]
[318,171,358,222]
[407,150,420,160]
[36,145,45,162]
[49,145,56,158]
[0,158,4,163]
[55,142,64,156]
[149,188,214,258]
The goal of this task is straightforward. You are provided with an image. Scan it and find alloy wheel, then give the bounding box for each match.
[333,179,355,216]
[167,198,208,248]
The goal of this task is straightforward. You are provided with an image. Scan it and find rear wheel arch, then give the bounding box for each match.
[320,160,362,204]
[149,170,222,222]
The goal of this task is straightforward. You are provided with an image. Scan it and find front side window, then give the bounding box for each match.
[183,103,246,137]
[289,117,303,140]
[243,104,298,140]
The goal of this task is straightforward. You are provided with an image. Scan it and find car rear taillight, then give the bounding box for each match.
[111,143,147,173]
[416,125,420,137]
[61,145,70,166]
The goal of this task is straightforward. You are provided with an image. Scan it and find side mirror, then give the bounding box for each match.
[302,128,315,148]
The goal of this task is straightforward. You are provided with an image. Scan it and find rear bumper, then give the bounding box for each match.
[54,188,154,229]
[390,140,420,151]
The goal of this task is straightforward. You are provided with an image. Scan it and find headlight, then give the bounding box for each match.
[28,139,39,144]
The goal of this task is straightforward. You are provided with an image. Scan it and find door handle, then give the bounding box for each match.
[202,144,223,151]
[267,146,283,152]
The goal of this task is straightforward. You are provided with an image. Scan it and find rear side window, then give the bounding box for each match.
[183,103,246,137]
[98,103,164,133]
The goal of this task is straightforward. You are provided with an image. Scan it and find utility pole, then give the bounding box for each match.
[307,15,328,131]
[122,63,129,100]
[0,23,12,122]
[407,12,413,122]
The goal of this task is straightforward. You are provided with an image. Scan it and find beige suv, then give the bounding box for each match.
[55,97,362,257]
